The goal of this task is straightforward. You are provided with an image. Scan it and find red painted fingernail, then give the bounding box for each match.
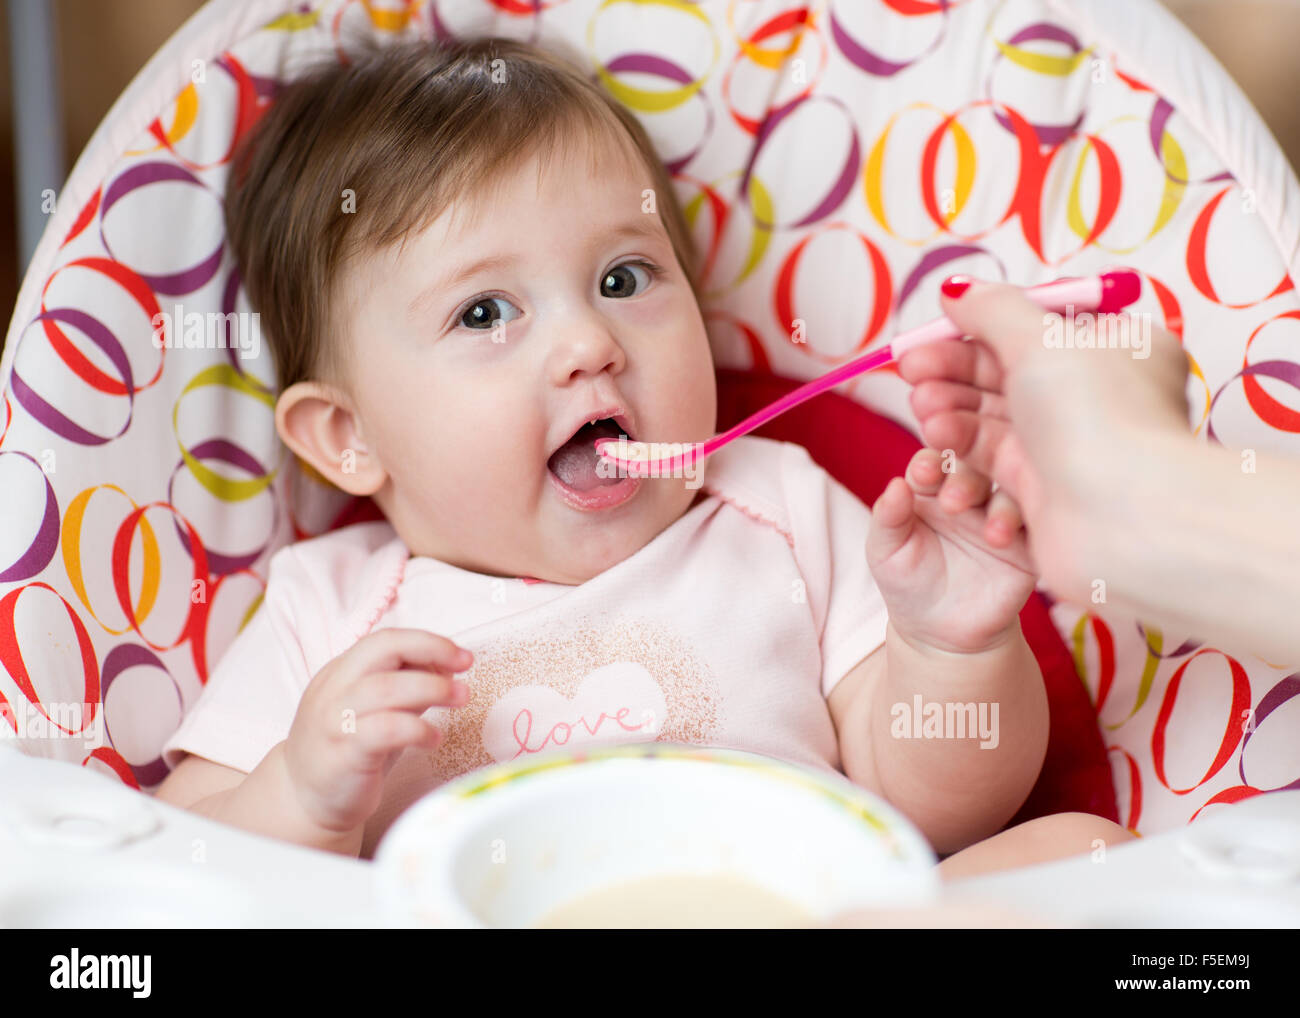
[941,275,971,299]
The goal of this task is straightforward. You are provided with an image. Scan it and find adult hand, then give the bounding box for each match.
[897,277,1191,604]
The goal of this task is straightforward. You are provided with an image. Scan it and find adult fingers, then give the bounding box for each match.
[937,279,1055,374]
[910,379,1010,424]
[897,335,1007,393]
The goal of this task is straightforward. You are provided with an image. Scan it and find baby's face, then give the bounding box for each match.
[328,132,716,584]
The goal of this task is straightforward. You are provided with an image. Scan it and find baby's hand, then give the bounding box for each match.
[282,629,473,836]
[866,448,1037,654]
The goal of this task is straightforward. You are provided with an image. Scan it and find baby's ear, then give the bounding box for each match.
[274,381,385,495]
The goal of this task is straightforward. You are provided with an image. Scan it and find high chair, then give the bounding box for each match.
[2,0,1298,899]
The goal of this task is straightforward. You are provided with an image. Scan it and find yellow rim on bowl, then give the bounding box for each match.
[435,742,920,861]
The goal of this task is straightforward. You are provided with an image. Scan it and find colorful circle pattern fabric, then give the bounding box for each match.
[1,0,1298,836]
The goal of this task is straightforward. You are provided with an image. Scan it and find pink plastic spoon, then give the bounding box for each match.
[595,269,1143,476]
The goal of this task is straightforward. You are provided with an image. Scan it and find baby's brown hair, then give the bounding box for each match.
[225,35,701,396]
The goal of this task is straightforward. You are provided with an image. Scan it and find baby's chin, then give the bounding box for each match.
[536,482,698,585]
[539,516,658,586]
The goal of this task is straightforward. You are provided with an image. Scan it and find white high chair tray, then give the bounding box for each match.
[1,746,1297,928]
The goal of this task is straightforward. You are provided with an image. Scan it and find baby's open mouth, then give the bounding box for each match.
[547,418,630,492]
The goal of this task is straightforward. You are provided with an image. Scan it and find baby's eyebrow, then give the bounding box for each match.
[407,219,669,320]
[605,218,666,246]
[409,253,520,318]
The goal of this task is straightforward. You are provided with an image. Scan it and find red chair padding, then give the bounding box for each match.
[715,367,1119,828]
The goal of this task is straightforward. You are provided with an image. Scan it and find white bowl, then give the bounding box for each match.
[374,742,939,928]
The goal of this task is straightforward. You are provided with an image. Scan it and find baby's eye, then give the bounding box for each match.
[458,296,522,331]
[601,261,659,299]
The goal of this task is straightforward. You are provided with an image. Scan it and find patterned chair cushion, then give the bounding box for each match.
[2,0,1297,835]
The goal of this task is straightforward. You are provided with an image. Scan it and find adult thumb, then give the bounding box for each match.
[938,278,1050,375]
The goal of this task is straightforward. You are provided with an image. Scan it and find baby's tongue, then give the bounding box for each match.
[549,420,624,491]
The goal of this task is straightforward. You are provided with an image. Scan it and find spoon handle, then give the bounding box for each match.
[701,269,1141,457]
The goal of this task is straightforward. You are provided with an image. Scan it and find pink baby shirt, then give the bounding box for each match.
[161,435,891,858]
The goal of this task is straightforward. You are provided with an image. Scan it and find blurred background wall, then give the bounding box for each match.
[2,0,1300,343]
[1,0,207,340]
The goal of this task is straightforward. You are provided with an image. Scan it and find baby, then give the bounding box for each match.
[154,35,1131,882]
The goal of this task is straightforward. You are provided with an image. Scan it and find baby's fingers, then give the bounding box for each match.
[866,477,917,565]
[345,668,471,718]
[938,457,993,515]
[919,410,1012,480]
[348,711,443,770]
[339,628,473,689]
[982,487,1024,548]
[898,447,992,515]
[904,447,946,497]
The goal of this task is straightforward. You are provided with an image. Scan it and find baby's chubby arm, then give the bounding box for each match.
[157,744,368,856]
[828,447,1047,856]
[827,622,1047,856]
